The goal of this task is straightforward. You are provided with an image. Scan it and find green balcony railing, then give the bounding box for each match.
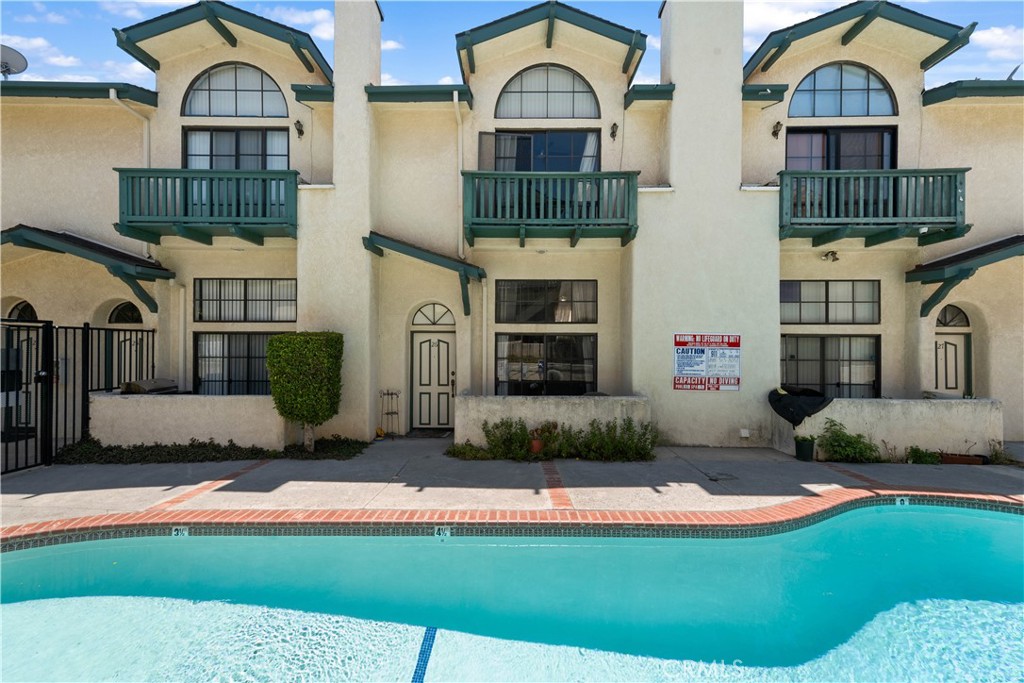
[779,169,969,237]
[116,168,299,242]
[462,171,639,246]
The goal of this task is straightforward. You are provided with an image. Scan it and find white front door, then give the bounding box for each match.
[411,331,455,428]
[934,334,968,397]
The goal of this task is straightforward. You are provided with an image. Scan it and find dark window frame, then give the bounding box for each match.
[788,61,897,118]
[486,129,602,172]
[780,334,881,398]
[7,301,38,322]
[495,279,598,324]
[495,332,597,396]
[785,126,897,171]
[193,331,279,396]
[108,302,143,324]
[181,62,288,118]
[780,280,881,325]
[495,63,601,119]
[193,278,297,323]
[182,127,290,170]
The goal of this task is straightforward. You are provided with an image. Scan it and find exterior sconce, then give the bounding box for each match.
[294,120,304,139]
[820,250,839,262]
[772,121,783,139]
[610,122,618,140]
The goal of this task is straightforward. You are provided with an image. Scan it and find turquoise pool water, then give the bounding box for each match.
[2,505,1022,681]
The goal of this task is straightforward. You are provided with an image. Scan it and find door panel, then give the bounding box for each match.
[412,332,455,428]
[934,334,968,397]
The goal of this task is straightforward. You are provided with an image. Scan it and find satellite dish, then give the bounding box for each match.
[1,45,29,80]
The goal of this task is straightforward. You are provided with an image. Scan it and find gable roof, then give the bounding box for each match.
[115,0,332,82]
[455,1,647,85]
[744,0,969,81]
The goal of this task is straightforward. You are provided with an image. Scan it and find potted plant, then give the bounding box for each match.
[794,434,816,462]
[529,421,559,456]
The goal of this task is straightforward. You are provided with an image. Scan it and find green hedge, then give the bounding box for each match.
[57,436,368,464]
[448,417,658,462]
[266,332,344,427]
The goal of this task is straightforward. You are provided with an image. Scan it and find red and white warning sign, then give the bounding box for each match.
[673,334,741,391]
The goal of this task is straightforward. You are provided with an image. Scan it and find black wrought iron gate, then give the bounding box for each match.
[1,320,155,474]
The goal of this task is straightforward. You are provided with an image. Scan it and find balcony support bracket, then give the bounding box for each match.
[918,224,971,246]
[570,226,584,248]
[173,223,214,246]
[811,226,851,247]
[228,225,264,246]
[864,225,914,247]
[113,222,162,245]
[519,226,526,248]
[621,225,638,246]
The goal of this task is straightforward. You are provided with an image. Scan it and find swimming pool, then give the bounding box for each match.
[2,504,1022,681]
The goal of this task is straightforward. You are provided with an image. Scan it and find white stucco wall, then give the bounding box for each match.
[784,398,1003,458]
[90,393,293,449]
[454,395,650,445]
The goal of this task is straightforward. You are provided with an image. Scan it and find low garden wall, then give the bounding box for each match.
[454,395,651,446]
[90,394,295,450]
[774,398,1003,458]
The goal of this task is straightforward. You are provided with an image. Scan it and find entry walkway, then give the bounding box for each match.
[2,440,1021,535]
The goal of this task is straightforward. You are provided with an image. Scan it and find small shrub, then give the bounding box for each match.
[482,418,530,460]
[614,417,658,462]
[816,418,881,463]
[906,446,941,465]
[57,435,367,464]
[266,332,344,452]
[794,435,816,444]
[446,441,492,460]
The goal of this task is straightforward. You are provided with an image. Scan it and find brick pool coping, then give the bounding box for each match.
[3,483,1021,551]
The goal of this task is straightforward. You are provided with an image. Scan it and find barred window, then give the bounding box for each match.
[780,280,879,324]
[194,332,277,395]
[184,63,287,117]
[496,333,596,396]
[496,280,597,323]
[194,279,296,322]
[781,335,879,398]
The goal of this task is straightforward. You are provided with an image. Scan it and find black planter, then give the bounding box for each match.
[795,440,815,461]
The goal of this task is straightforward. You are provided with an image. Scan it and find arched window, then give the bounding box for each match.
[789,63,895,117]
[108,302,143,324]
[7,301,38,321]
[412,303,455,325]
[496,65,599,119]
[184,63,287,117]
[937,304,970,327]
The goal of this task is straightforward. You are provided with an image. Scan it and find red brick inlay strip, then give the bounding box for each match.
[824,463,889,488]
[147,459,271,511]
[541,461,574,510]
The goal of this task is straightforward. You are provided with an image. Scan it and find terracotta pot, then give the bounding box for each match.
[529,438,544,455]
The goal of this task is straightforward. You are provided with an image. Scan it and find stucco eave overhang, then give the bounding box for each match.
[743,0,966,82]
[365,85,474,110]
[922,80,1024,106]
[0,82,158,107]
[455,1,647,85]
[116,0,332,82]
[0,225,173,313]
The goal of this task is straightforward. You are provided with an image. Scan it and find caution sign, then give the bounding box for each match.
[673,334,741,391]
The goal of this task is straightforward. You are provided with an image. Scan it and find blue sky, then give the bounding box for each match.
[2,1,1022,89]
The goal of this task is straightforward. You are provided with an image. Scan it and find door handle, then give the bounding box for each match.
[450,373,456,397]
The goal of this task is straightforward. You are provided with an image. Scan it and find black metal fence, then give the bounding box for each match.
[1,320,156,474]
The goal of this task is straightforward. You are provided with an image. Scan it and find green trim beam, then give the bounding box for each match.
[201,0,237,47]
[1,80,158,107]
[624,83,674,109]
[760,32,793,73]
[841,0,886,46]
[291,84,334,103]
[923,79,1024,106]
[362,232,486,316]
[921,22,976,71]
[744,1,964,80]
[106,265,160,313]
[365,85,474,109]
[741,84,788,102]
[117,1,332,79]
[918,269,974,317]
[906,236,1023,317]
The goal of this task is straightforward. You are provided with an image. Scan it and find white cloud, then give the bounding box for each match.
[380,73,410,86]
[437,75,455,85]
[381,39,404,51]
[972,25,1024,62]
[0,34,80,69]
[16,72,99,82]
[743,1,844,54]
[632,71,659,85]
[262,7,334,41]
[100,60,153,81]
[14,15,39,23]
[647,36,661,51]
[99,1,191,22]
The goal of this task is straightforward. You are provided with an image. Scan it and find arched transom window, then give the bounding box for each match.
[789,63,895,118]
[7,301,38,321]
[184,63,287,117]
[936,304,970,327]
[413,303,455,326]
[496,65,599,119]
[108,302,143,324]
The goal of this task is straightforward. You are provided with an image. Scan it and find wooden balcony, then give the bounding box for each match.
[778,169,970,247]
[115,168,299,246]
[462,171,640,247]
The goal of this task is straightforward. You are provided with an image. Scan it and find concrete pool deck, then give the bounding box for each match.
[2,439,1022,543]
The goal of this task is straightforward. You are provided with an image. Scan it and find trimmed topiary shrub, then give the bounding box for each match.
[266,332,344,452]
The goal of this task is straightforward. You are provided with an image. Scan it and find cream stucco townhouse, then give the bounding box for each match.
[2,0,1021,471]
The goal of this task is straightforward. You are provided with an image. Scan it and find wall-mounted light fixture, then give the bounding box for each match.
[772,121,783,139]
[820,250,839,262]
[610,122,619,140]
[294,120,304,139]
